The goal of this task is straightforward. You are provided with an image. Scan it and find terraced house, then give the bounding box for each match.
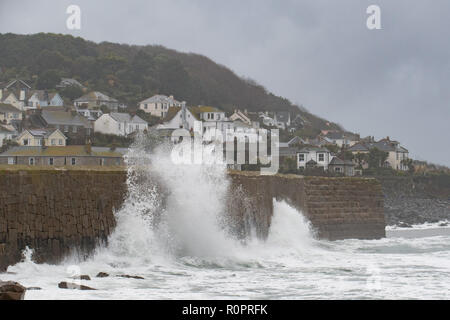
[15,129,67,147]
[0,145,125,166]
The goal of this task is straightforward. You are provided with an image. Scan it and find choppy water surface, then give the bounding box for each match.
[2,138,449,300]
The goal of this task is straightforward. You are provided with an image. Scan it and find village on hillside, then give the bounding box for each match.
[0,77,434,176]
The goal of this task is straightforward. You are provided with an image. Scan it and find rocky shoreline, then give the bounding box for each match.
[378,176,450,226]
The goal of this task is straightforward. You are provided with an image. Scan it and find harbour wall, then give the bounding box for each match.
[0,169,386,271]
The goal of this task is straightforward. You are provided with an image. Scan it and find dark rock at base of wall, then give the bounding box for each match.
[377,176,450,226]
[0,281,26,300]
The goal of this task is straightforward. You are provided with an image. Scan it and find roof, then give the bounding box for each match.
[161,106,182,122]
[279,147,300,156]
[139,94,181,105]
[329,157,354,166]
[190,105,223,115]
[58,78,84,88]
[28,90,60,102]
[4,79,31,89]
[0,146,123,158]
[74,91,118,103]
[298,146,330,153]
[109,113,147,124]
[41,110,89,127]
[20,128,66,139]
[0,103,21,113]
[348,140,408,153]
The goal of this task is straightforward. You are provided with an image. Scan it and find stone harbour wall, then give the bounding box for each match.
[1,169,386,271]
[228,173,386,241]
[0,169,127,271]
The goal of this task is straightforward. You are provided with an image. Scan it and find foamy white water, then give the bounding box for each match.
[2,136,450,300]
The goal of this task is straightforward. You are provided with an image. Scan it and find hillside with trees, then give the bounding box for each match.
[0,32,341,136]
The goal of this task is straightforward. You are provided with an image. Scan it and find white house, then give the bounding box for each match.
[297,147,332,170]
[139,95,184,117]
[0,124,17,146]
[94,113,148,136]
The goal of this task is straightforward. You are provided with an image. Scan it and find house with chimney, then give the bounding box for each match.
[0,79,32,110]
[347,136,409,171]
[74,91,119,111]
[15,128,67,147]
[0,145,125,166]
[139,94,184,117]
[94,113,148,136]
[29,110,93,145]
[297,147,332,171]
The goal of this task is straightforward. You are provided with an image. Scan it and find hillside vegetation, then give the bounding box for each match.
[0,32,341,136]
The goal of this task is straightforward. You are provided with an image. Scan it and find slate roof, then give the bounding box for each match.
[139,94,181,105]
[74,91,118,103]
[329,157,354,166]
[23,128,66,139]
[4,79,31,89]
[109,113,147,124]
[0,146,123,157]
[348,140,408,153]
[41,110,90,127]
[298,146,330,153]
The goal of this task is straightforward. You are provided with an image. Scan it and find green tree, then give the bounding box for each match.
[36,69,61,89]
[368,148,388,168]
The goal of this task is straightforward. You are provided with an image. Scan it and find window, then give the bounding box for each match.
[23,139,29,146]
[298,154,305,161]
[8,157,15,165]
[29,158,35,165]
[58,139,63,145]
[335,167,341,172]
[71,158,76,165]
[64,125,69,132]
[100,158,105,166]
[51,139,56,146]
[49,158,54,165]
[73,126,77,133]
[37,139,42,146]
[318,153,325,162]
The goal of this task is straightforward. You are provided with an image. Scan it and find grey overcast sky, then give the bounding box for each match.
[0,0,449,165]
